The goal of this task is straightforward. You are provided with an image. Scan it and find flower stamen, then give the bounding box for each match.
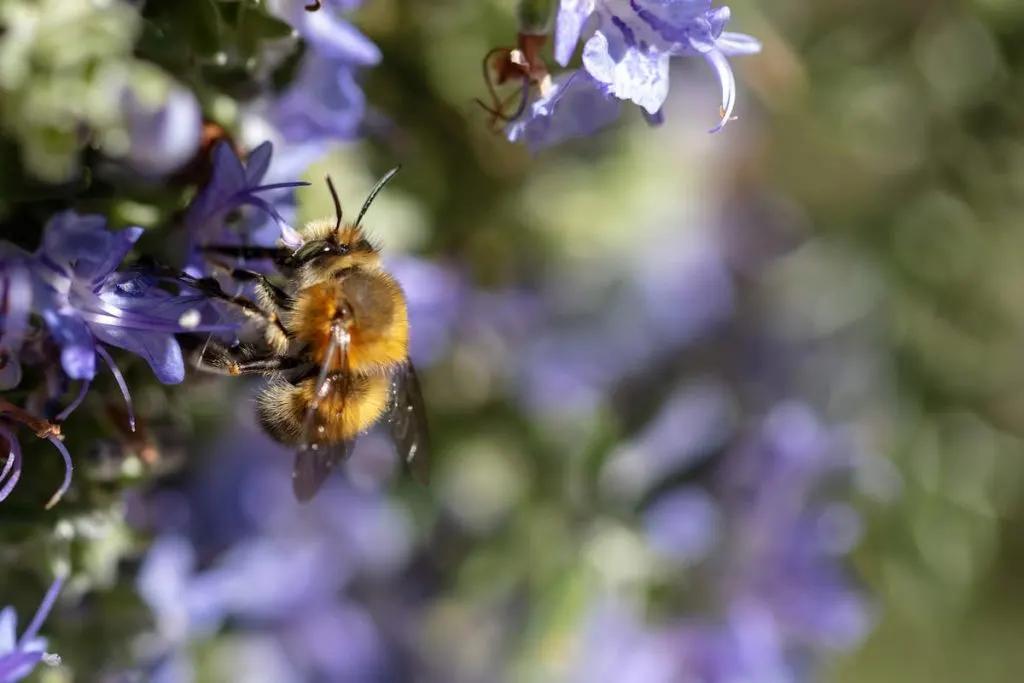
[43,435,73,510]
[96,346,136,433]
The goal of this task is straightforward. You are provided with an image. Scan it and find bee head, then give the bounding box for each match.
[291,168,401,280]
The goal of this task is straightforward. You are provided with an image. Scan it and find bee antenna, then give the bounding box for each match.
[355,166,401,228]
[325,175,344,231]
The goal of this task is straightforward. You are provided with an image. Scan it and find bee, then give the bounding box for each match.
[182,167,430,501]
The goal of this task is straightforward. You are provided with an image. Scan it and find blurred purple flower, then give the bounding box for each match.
[573,402,873,682]
[135,536,233,683]
[184,141,309,276]
[386,256,467,366]
[265,0,380,144]
[715,403,875,653]
[569,600,680,683]
[0,259,31,390]
[121,84,203,177]
[556,0,761,131]
[269,55,370,144]
[506,70,623,152]
[269,0,381,64]
[0,575,63,682]
[680,602,792,683]
[135,414,413,683]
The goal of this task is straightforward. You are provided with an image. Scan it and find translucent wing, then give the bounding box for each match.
[388,361,431,484]
[292,323,354,502]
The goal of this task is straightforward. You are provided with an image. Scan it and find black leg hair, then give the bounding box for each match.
[200,244,293,270]
[177,271,291,341]
[194,340,302,377]
[206,259,293,310]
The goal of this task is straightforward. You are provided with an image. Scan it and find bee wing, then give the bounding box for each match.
[388,361,431,484]
[292,324,354,502]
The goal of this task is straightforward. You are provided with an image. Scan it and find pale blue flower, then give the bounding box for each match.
[556,0,761,130]
[506,70,623,151]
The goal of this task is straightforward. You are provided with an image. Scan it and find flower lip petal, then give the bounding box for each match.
[41,310,96,380]
[583,28,670,114]
[93,327,185,385]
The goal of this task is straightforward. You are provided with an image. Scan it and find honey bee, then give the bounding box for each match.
[182,167,430,501]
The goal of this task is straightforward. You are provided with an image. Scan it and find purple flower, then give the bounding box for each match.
[121,83,203,177]
[0,575,64,682]
[556,0,761,131]
[10,212,230,385]
[506,70,623,152]
[386,256,467,366]
[268,57,370,143]
[0,259,32,390]
[268,0,381,64]
[264,0,380,145]
[134,415,413,683]
[184,142,309,276]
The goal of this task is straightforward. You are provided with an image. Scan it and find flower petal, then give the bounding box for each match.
[583,27,670,114]
[80,226,144,285]
[41,310,96,380]
[507,71,623,152]
[244,142,274,186]
[555,0,596,66]
[122,84,203,176]
[92,326,185,384]
[39,212,111,270]
[0,651,43,681]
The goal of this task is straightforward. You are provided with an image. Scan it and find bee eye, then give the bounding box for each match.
[293,239,339,265]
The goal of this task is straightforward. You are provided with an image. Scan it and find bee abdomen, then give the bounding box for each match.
[257,380,304,445]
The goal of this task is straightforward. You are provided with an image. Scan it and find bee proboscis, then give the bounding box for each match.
[183,167,431,501]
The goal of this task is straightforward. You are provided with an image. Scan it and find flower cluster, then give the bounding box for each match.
[0,0,382,511]
[503,0,762,150]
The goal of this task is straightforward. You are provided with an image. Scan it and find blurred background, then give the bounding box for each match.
[3,0,1024,681]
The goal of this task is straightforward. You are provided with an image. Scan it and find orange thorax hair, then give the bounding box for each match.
[287,269,410,375]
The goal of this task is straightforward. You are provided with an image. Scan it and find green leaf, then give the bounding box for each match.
[168,0,224,58]
[237,7,297,60]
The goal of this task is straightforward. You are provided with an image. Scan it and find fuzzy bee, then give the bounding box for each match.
[183,167,430,501]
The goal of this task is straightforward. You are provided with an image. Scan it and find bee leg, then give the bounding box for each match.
[200,245,293,271]
[193,340,294,377]
[206,259,293,311]
[182,273,292,344]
